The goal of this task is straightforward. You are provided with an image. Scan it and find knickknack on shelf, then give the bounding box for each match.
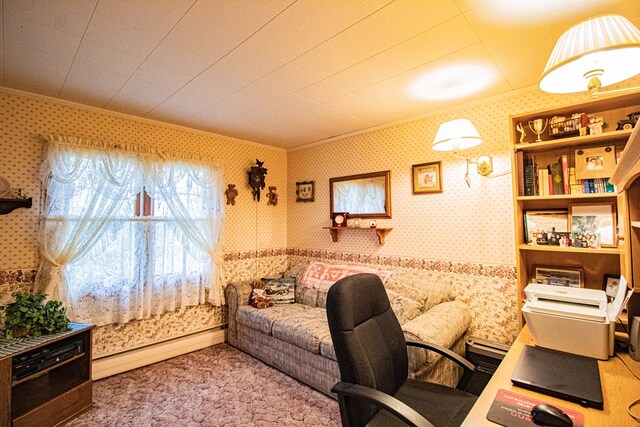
[0,176,32,215]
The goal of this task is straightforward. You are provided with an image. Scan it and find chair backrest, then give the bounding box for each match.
[327,273,409,426]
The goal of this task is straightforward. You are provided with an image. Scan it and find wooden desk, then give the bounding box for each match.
[462,326,640,426]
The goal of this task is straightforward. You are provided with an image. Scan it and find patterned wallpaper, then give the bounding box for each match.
[0,87,288,355]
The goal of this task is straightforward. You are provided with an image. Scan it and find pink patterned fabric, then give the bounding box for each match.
[299,261,393,292]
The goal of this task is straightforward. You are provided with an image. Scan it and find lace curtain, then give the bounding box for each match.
[333,178,385,214]
[36,136,225,326]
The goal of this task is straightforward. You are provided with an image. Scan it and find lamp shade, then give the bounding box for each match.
[432,119,482,151]
[540,14,640,94]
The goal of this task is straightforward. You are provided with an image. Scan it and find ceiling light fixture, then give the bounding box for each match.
[539,14,640,98]
[432,119,509,187]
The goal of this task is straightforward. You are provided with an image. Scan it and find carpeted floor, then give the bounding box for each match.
[67,344,341,426]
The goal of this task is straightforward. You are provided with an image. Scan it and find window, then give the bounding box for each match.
[38,138,224,326]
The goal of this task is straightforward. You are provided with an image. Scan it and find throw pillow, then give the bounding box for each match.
[300,261,394,292]
[263,277,296,304]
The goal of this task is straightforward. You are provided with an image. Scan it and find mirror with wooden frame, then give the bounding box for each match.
[330,170,391,219]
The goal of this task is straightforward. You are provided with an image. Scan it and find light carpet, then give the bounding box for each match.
[67,344,341,426]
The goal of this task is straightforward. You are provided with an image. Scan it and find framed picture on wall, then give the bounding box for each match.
[296,181,315,202]
[412,161,442,194]
[532,265,584,288]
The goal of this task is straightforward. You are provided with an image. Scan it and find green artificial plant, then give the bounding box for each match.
[0,292,70,339]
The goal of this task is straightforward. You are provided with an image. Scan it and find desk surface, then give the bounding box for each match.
[461,326,640,426]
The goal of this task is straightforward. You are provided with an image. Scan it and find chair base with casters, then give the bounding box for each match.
[327,273,478,427]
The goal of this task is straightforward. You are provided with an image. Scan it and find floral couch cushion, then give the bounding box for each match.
[386,289,423,324]
[236,304,311,334]
[271,308,330,353]
[384,270,453,311]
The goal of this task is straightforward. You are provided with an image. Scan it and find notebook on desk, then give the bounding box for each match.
[510,345,604,409]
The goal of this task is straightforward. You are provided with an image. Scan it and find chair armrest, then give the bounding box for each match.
[331,382,435,427]
[406,340,475,391]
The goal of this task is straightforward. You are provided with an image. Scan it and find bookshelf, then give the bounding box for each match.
[511,91,640,325]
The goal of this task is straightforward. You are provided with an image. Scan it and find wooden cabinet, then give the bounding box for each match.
[0,323,93,427]
[510,92,640,326]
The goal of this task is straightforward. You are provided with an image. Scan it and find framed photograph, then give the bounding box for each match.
[412,161,442,194]
[532,265,584,288]
[574,146,616,180]
[295,181,315,202]
[569,203,616,247]
[523,210,568,245]
[603,274,621,301]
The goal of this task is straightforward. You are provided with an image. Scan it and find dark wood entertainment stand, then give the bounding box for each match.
[0,323,94,427]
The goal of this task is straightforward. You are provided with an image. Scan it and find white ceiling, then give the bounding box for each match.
[1,0,639,149]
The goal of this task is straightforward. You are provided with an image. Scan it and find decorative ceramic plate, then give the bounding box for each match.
[0,176,9,198]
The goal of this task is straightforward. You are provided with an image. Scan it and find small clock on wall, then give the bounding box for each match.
[332,212,348,227]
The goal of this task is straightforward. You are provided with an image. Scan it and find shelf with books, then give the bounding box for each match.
[510,91,640,327]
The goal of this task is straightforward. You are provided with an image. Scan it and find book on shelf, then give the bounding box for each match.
[524,156,535,196]
[560,155,570,194]
[550,162,563,195]
[537,169,549,196]
[569,167,580,194]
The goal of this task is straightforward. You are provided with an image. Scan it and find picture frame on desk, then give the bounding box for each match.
[523,210,568,245]
[569,202,616,247]
[532,265,584,288]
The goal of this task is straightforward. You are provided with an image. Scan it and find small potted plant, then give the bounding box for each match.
[1,292,70,339]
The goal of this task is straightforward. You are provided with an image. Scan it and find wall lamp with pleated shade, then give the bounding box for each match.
[539,14,640,98]
[432,118,483,152]
[431,119,509,186]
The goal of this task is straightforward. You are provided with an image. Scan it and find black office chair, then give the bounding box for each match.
[326,273,478,427]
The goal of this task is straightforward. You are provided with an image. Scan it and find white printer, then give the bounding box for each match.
[522,280,633,360]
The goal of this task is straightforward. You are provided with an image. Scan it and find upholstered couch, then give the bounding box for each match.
[225,260,472,397]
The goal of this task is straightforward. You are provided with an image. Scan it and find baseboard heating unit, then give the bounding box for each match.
[92,327,226,380]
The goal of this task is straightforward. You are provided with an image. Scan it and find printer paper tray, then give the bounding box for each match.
[526,299,607,322]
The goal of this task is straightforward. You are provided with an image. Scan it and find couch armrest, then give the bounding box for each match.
[224,280,255,347]
[402,300,471,370]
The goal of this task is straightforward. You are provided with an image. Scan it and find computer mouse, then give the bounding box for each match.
[531,404,573,427]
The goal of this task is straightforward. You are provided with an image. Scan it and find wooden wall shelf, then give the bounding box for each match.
[0,198,32,215]
[323,227,392,245]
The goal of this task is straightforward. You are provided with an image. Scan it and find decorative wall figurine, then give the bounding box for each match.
[267,186,278,206]
[248,159,268,202]
[225,184,238,205]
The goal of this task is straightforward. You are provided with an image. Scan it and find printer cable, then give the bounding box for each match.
[615,353,640,422]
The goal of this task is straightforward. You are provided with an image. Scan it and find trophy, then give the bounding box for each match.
[528,118,548,143]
